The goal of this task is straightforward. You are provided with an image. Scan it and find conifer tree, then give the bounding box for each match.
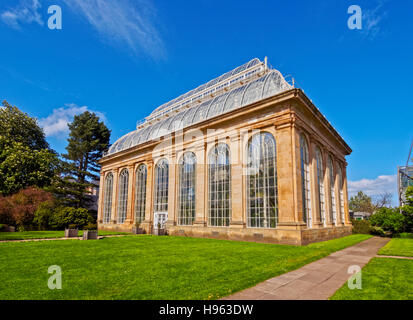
[53,111,110,209]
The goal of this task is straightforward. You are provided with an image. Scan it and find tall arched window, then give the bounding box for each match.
[103,173,113,224]
[300,135,312,227]
[315,148,326,225]
[154,158,169,212]
[208,143,231,227]
[178,152,196,225]
[117,169,129,224]
[247,132,278,228]
[337,165,345,224]
[328,156,337,225]
[134,164,147,223]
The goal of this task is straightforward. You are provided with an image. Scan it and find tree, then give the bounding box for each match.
[0,101,58,196]
[57,111,110,208]
[372,192,393,211]
[349,191,374,213]
[369,207,405,235]
[0,100,49,150]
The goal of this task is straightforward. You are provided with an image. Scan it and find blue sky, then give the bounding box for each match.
[0,0,412,205]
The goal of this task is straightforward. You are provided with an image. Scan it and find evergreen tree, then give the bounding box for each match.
[55,111,110,208]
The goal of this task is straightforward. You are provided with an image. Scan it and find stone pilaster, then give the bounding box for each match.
[97,171,104,224]
[125,164,135,226]
[142,161,154,232]
[194,143,207,226]
[309,141,323,228]
[111,168,119,224]
[279,123,306,230]
[166,153,177,227]
[275,124,299,229]
[230,133,244,228]
[334,163,343,226]
[324,154,335,227]
[342,164,351,226]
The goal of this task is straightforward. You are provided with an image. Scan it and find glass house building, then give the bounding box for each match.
[98,58,352,245]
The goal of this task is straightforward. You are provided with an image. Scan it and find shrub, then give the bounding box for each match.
[369,207,405,235]
[351,219,371,234]
[0,196,13,225]
[84,222,97,230]
[370,226,385,237]
[49,207,94,230]
[33,201,56,230]
[5,187,54,231]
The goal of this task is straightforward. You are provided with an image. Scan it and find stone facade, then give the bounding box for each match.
[98,89,352,245]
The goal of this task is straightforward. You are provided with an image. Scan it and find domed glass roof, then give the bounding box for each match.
[106,59,292,156]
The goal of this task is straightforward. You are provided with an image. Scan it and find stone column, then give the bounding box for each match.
[166,153,177,227]
[143,161,154,232]
[111,168,119,224]
[324,153,334,227]
[125,164,135,226]
[279,122,306,230]
[274,125,295,228]
[342,163,351,226]
[230,133,244,228]
[310,141,323,228]
[334,164,343,226]
[97,171,104,224]
[194,143,207,227]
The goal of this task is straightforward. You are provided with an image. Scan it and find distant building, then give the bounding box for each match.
[398,166,413,206]
[349,211,371,220]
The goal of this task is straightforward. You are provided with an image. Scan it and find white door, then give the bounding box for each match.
[154,212,168,229]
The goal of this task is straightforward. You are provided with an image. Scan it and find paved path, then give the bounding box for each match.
[375,255,413,260]
[223,237,390,300]
[0,234,130,243]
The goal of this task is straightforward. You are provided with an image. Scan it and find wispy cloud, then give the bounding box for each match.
[38,104,107,138]
[0,0,43,29]
[348,174,397,197]
[62,0,165,59]
[361,0,388,39]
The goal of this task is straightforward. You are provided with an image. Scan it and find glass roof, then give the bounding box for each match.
[106,61,292,156]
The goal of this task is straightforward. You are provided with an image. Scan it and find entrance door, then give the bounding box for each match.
[154,212,168,230]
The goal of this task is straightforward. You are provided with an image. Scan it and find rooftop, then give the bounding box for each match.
[105,58,292,156]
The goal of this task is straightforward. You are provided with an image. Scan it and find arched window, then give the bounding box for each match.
[337,165,345,223]
[315,148,326,225]
[247,132,278,228]
[154,158,169,212]
[103,173,113,224]
[117,169,129,224]
[178,152,196,225]
[134,164,147,223]
[300,135,312,227]
[328,156,337,225]
[208,143,231,227]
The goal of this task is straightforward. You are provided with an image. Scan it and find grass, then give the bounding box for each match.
[378,238,413,257]
[330,258,413,300]
[0,234,370,300]
[0,230,130,241]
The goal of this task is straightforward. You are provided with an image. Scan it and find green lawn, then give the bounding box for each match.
[0,230,130,241]
[330,257,413,300]
[378,238,413,257]
[0,234,370,300]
